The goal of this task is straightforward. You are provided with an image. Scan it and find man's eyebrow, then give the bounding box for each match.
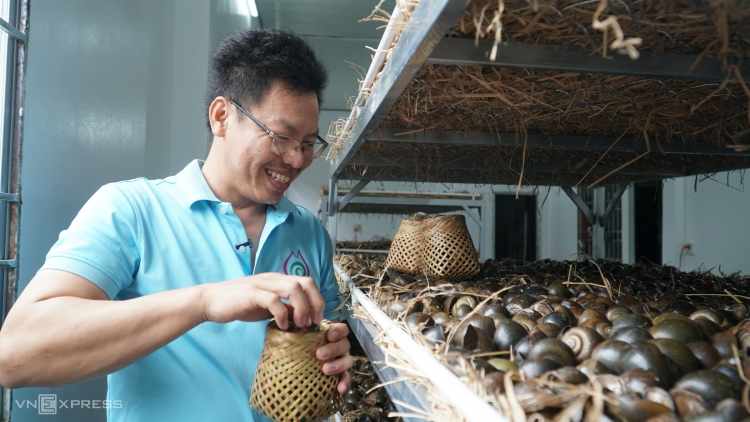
[271,118,319,139]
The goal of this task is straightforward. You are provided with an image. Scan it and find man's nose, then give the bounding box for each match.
[283,149,306,169]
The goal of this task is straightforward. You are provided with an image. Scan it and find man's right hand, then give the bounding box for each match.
[198,273,326,330]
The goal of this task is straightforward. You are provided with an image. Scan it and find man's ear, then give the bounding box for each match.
[208,97,230,137]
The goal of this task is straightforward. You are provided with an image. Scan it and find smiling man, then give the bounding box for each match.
[0,29,352,421]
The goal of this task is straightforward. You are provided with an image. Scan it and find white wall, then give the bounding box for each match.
[663,172,750,274]
[536,187,579,261]
[15,1,211,420]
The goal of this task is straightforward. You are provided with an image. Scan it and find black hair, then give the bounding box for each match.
[205,28,328,126]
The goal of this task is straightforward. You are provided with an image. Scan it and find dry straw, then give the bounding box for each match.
[250,320,341,422]
[330,0,750,187]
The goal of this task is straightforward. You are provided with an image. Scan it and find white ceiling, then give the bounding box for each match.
[255,0,386,111]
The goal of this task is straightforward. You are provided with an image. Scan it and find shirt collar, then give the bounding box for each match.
[173,159,300,215]
[173,160,219,208]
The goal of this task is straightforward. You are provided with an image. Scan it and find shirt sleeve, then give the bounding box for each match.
[40,183,141,299]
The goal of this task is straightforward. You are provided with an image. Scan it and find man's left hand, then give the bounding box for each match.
[316,322,353,393]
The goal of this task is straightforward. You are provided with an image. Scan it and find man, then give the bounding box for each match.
[0,28,352,421]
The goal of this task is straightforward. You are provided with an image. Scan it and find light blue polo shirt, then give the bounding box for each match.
[41,159,341,422]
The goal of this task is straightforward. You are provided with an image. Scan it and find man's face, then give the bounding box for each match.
[222,82,319,205]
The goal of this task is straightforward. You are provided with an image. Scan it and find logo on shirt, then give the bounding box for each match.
[283,250,310,277]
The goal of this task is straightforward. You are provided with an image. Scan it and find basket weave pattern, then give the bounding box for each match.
[250,321,340,421]
[421,215,480,281]
[385,218,425,275]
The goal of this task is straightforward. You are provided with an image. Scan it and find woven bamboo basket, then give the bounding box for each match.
[385,212,428,275]
[421,215,480,281]
[250,320,340,422]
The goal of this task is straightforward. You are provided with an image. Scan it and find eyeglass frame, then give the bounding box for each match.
[228,99,328,160]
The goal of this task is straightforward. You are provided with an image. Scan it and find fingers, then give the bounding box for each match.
[293,277,326,324]
[316,337,350,361]
[257,290,289,330]
[337,369,352,394]
[326,323,350,343]
[322,352,353,377]
[256,274,326,326]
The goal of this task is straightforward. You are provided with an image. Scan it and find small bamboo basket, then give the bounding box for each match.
[250,320,341,422]
[385,212,428,275]
[421,215,480,281]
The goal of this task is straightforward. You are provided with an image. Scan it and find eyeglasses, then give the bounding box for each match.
[229,100,328,160]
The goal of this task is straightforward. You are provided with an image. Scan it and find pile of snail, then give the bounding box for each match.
[344,255,750,422]
[340,357,400,422]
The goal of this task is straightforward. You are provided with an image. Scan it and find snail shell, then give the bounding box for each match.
[650,338,701,376]
[553,304,578,326]
[612,313,652,333]
[561,326,603,361]
[549,367,588,385]
[650,317,704,344]
[528,300,554,316]
[538,311,571,329]
[519,358,561,380]
[690,308,725,327]
[591,340,630,371]
[511,314,538,333]
[670,388,711,419]
[686,340,722,369]
[476,301,508,318]
[692,317,723,337]
[662,300,697,317]
[546,282,569,298]
[577,359,610,379]
[611,326,653,343]
[609,396,676,422]
[672,369,741,409]
[505,294,536,315]
[595,374,626,395]
[431,311,452,326]
[727,303,749,321]
[486,358,518,373]
[493,320,528,351]
[458,314,496,340]
[527,338,577,367]
[578,309,606,325]
[453,304,473,319]
[422,325,446,346]
[534,322,562,339]
[711,330,739,360]
[513,329,547,361]
[605,305,632,323]
[692,398,750,422]
[404,312,434,332]
[712,358,747,389]
[559,300,584,319]
[614,340,677,389]
[620,368,660,395]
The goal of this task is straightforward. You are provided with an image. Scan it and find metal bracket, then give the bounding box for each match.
[0,17,26,42]
[337,179,370,212]
[562,184,628,226]
[0,260,17,269]
[0,192,19,203]
[562,186,596,225]
[461,205,481,227]
[600,183,628,224]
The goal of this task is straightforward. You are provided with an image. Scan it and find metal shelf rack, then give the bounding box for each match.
[326,0,750,253]
[321,189,490,260]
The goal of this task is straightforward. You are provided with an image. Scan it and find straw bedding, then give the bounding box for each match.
[333,0,750,186]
